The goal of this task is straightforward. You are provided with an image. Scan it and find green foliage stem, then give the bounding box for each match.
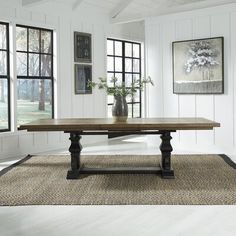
[88,76,153,97]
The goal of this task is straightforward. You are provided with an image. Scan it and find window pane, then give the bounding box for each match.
[107,73,114,87]
[125,43,132,57]
[17,79,52,126]
[41,54,51,76]
[0,51,7,75]
[16,27,27,51]
[115,73,122,86]
[115,41,122,56]
[107,105,112,118]
[125,74,132,87]
[107,40,113,55]
[106,39,142,119]
[29,53,39,76]
[107,56,114,71]
[133,44,140,58]
[0,24,6,49]
[128,104,132,118]
[125,58,132,72]
[133,103,140,117]
[133,74,140,81]
[41,30,52,53]
[115,57,122,72]
[133,59,140,73]
[133,90,140,102]
[0,79,9,130]
[17,52,27,76]
[29,29,40,52]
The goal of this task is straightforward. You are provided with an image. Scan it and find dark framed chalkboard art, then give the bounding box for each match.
[74,64,92,94]
[74,31,92,63]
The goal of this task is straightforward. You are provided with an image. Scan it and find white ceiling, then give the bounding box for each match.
[22,0,236,23]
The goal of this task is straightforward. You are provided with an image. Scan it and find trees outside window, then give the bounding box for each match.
[0,22,10,132]
[107,38,142,118]
[16,25,53,126]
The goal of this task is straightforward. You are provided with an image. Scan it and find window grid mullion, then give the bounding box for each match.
[106,39,142,118]
[15,25,54,127]
[26,27,29,77]
[0,22,10,132]
[39,29,41,77]
[139,43,142,117]
[122,41,125,83]
[113,40,115,80]
[6,22,10,131]
[131,43,134,117]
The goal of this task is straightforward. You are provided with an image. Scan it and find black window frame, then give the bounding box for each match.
[16,24,54,127]
[0,22,10,132]
[107,38,142,118]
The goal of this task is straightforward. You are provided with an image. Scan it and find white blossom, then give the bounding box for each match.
[184,40,219,74]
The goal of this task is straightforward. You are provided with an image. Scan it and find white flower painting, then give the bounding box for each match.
[172,37,224,94]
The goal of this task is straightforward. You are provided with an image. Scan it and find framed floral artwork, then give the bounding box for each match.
[172,37,224,94]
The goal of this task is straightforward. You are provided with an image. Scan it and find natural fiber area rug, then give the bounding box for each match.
[0,154,236,206]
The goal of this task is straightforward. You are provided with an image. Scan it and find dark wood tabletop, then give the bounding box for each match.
[19,117,220,132]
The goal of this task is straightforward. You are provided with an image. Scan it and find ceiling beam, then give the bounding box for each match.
[72,0,84,11]
[111,13,144,24]
[110,0,134,19]
[22,0,52,7]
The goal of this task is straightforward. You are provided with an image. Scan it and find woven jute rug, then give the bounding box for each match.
[0,154,236,205]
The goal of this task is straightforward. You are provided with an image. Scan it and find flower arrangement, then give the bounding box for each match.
[89,76,153,97]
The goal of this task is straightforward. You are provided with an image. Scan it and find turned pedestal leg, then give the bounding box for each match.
[67,133,82,179]
[159,131,175,179]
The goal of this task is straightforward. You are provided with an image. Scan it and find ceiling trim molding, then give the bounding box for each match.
[72,0,84,11]
[110,0,134,19]
[22,0,52,7]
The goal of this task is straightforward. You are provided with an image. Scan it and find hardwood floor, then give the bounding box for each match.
[0,136,236,236]
[1,205,236,236]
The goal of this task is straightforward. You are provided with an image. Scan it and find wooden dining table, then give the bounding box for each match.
[19,117,220,179]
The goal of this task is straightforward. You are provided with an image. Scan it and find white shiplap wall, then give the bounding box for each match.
[145,3,236,155]
[0,2,108,160]
[0,1,145,160]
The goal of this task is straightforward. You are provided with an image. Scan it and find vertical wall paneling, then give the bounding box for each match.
[31,11,45,23]
[144,23,150,118]
[0,6,15,19]
[145,23,163,117]
[145,4,236,154]
[72,22,84,118]
[175,19,196,146]
[59,17,73,118]
[145,22,163,146]
[45,15,58,26]
[15,8,32,21]
[0,2,120,160]
[231,12,236,150]
[93,24,106,118]
[47,132,60,146]
[194,16,214,146]
[19,133,34,155]
[82,23,94,118]
[2,135,19,154]
[34,133,48,148]
[161,20,179,145]
[211,13,233,152]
